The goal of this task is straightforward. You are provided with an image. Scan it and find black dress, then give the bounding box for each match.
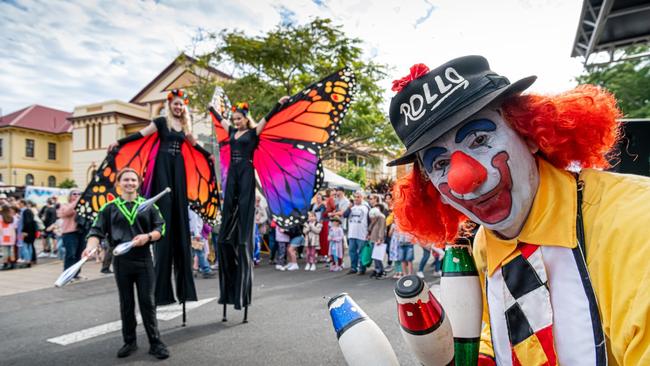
[217,127,257,309]
[151,117,197,305]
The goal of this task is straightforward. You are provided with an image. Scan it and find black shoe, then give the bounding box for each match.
[149,342,169,359]
[117,342,137,358]
[202,271,216,279]
[369,272,377,278]
[357,270,366,275]
[100,268,112,274]
[346,269,357,275]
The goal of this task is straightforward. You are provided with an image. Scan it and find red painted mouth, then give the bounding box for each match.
[439,151,512,224]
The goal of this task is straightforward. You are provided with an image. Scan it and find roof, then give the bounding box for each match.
[130,53,233,104]
[0,105,72,134]
[571,0,650,62]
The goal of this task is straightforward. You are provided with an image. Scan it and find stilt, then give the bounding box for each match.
[222,304,227,322]
[243,306,248,323]
[182,302,186,327]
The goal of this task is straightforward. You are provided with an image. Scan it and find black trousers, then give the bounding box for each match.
[113,255,161,345]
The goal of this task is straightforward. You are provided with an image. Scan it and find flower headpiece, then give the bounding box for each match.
[232,102,250,116]
[167,89,190,105]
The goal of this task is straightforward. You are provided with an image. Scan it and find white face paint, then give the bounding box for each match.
[417,107,539,238]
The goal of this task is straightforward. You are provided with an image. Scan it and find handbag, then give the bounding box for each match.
[191,239,204,250]
[360,241,373,267]
[371,243,387,261]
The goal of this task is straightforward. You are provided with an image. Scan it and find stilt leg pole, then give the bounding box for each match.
[222,304,227,322]
[243,306,248,324]
[182,302,186,327]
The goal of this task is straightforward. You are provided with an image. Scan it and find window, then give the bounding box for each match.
[25,174,34,186]
[48,142,56,160]
[25,139,34,157]
[0,138,3,157]
[48,176,56,187]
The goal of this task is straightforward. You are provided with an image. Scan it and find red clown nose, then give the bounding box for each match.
[447,151,487,194]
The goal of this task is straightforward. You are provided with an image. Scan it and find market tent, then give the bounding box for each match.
[322,168,361,191]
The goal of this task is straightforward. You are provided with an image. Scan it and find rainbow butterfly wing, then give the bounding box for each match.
[180,142,220,225]
[253,139,324,228]
[255,68,356,227]
[76,133,160,223]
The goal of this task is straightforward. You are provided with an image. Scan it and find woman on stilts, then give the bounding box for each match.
[108,89,213,309]
[209,97,288,322]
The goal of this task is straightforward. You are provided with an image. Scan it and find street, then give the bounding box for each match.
[0,251,438,366]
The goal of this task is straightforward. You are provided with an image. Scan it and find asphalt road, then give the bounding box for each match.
[1,252,439,366]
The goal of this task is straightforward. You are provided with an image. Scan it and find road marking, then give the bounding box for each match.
[47,297,216,346]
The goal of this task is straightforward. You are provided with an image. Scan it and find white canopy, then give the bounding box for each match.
[322,168,361,191]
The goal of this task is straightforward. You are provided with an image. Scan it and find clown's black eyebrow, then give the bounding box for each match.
[422,147,447,173]
[455,119,496,143]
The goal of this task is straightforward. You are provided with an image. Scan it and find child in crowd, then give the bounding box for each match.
[368,195,387,279]
[0,204,17,270]
[274,224,290,271]
[389,222,408,279]
[286,224,304,271]
[189,207,215,279]
[328,216,344,272]
[417,244,445,278]
[53,218,65,260]
[399,236,414,276]
[302,211,322,271]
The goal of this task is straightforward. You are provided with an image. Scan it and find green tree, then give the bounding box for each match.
[190,18,399,152]
[576,46,650,118]
[58,179,77,188]
[337,162,366,188]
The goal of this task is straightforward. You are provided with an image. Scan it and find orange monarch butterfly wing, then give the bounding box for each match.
[76,133,160,224]
[181,142,221,225]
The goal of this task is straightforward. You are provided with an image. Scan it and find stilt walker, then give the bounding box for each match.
[208,69,356,322]
[76,89,220,326]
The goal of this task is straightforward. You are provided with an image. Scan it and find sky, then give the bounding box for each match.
[0,0,586,115]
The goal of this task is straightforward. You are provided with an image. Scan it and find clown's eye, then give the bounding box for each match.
[470,134,489,148]
[434,159,450,172]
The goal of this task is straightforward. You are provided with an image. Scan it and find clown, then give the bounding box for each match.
[388,56,650,365]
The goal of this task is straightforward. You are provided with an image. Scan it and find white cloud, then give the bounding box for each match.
[0,0,585,116]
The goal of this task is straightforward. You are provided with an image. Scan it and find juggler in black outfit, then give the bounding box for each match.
[87,196,165,349]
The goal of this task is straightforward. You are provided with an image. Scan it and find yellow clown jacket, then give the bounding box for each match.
[474,157,650,365]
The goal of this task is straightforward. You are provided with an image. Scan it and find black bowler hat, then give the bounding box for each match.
[387,55,536,166]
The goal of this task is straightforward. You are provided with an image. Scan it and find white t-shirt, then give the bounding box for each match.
[347,204,369,240]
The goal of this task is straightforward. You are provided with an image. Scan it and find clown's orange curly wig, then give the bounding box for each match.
[393,84,622,245]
